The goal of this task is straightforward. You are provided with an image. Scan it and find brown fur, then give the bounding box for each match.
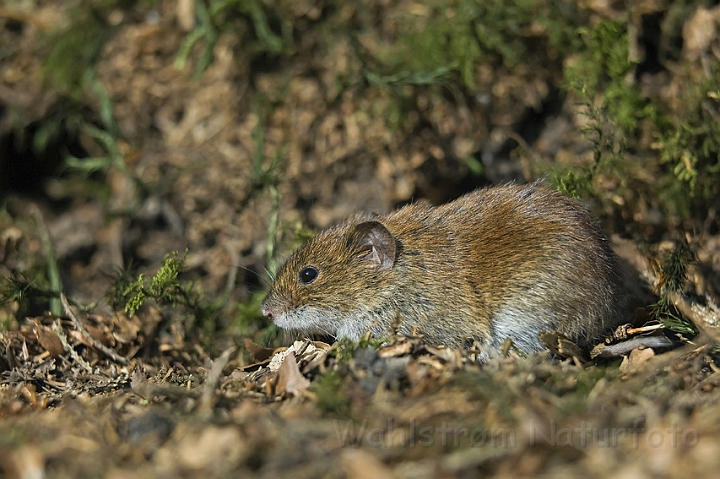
[262,183,625,352]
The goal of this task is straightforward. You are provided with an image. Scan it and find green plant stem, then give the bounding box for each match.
[31,205,62,316]
[266,184,280,279]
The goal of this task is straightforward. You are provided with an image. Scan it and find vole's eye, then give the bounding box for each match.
[298,266,318,284]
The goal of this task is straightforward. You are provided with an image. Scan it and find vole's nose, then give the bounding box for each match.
[261,304,274,321]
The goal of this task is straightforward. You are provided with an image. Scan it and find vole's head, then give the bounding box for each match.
[261,220,397,339]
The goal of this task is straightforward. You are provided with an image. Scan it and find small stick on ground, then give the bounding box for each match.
[626,323,665,335]
[199,347,235,412]
[51,319,93,373]
[60,293,130,366]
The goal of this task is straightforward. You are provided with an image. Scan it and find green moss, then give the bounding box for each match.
[0,270,59,320]
[176,0,289,78]
[368,0,583,91]
[116,251,223,340]
[553,366,618,415]
[660,238,696,294]
[647,238,699,336]
[656,311,698,336]
[555,18,720,219]
[558,21,647,186]
[121,251,189,316]
[312,371,351,416]
[234,291,265,333]
[0,312,15,333]
[331,336,385,365]
[654,70,720,203]
[42,3,113,97]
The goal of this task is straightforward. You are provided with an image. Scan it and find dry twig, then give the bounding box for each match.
[60,293,130,366]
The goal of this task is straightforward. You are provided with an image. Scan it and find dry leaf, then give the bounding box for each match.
[378,340,413,358]
[70,324,114,350]
[131,366,149,390]
[539,331,589,362]
[31,320,65,357]
[424,344,458,363]
[112,311,142,344]
[416,356,446,371]
[140,306,164,338]
[619,347,656,374]
[268,340,328,372]
[244,338,275,362]
[85,324,113,346]
[275,352,310,397]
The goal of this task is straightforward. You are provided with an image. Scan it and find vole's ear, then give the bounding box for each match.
[350,221,396,269]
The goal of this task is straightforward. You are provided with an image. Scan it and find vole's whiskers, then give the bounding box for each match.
[231,263,272,288]
[263,266,275,283]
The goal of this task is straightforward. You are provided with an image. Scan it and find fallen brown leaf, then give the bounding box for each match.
[378,339,414,358]
[112,311,142,344]
[539,331,589,362]
[243,338,275,362]
[619,347,656,375]
[275,352,310,397]
[30,319,64,358]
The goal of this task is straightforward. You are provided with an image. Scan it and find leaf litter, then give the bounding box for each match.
[2,290,720,477]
